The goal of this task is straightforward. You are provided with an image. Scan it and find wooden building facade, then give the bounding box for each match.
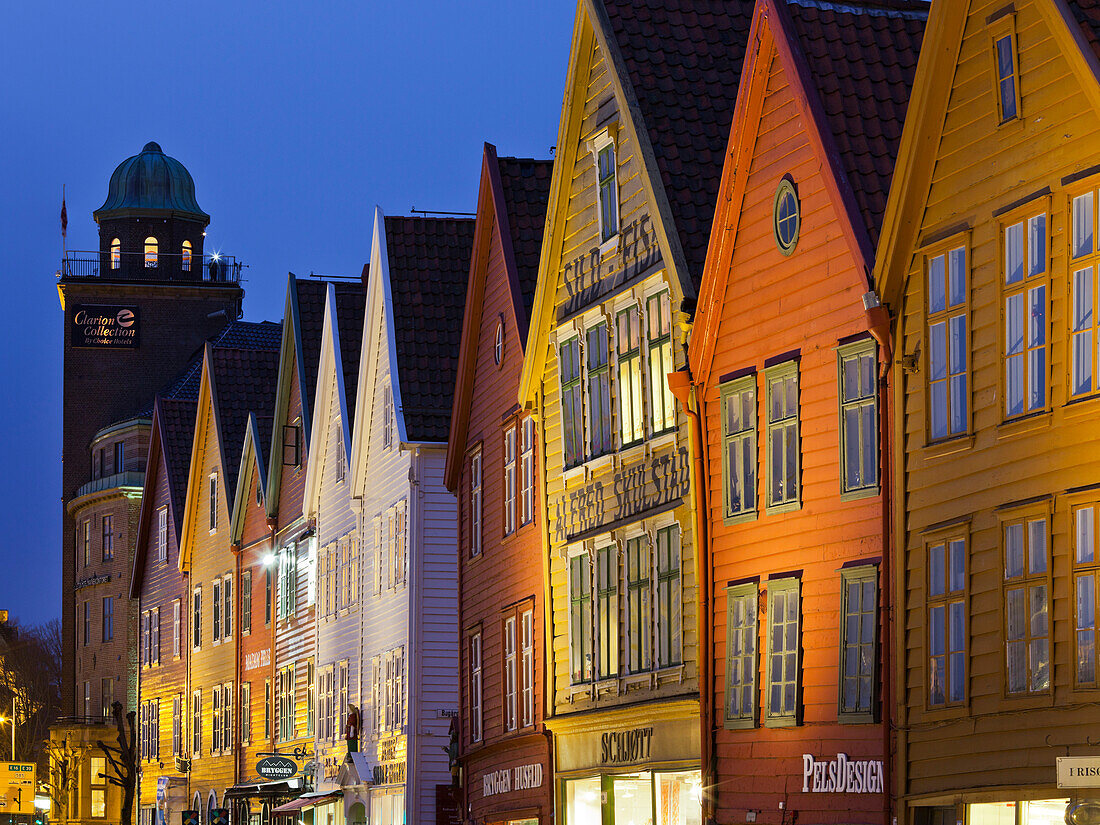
[688,2,925,823]
[446,145,553,825]
[873,1,1100,824]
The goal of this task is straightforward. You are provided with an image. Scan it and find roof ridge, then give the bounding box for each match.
[785,0,929,17]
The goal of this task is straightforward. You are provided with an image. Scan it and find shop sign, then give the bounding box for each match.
[71,305,139,349]
[556,716,698,773]
[256,755,297,780]
[553,447,690,543]
[801,754,884,794]
[557,214,663,322]
[372,763,406,786]
[244,650,271,671]
[601,728,654,765]
[481,764,544,797]
[1058,757,1100,788]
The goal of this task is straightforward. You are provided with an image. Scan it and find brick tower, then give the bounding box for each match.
[58,142,245,717]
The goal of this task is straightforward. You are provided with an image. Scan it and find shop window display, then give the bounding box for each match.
[968,800,1068,825]
[564,771,701,825]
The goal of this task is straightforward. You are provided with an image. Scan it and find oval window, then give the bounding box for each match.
[773,178,800,256]
[494,317,505,366]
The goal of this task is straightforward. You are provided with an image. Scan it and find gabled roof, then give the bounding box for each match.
[229,411,273,546]
[384,215,475,443]
[295,278,329,421]
[445,145,552,491]
[333,282,368,426]
[872,0,1100,308]
[690,0,925,378]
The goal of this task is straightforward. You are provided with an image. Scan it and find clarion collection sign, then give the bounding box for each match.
[70,305,139,348]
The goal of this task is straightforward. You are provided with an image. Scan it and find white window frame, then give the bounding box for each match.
[469,633,483,743]
[504,615,518,732]
[192,587,201,651]
[1001,210,1048,418]
[926,243,970,440]
[520,417,535,526]
[521,608,534,727]
[504,425,517,536]
[157,507,168,563]
[765,576,801,726]
[470,448,482,556]
[592,129,619,246]
[837,340,879,496]
[765,360,800,512]
[568,546,593,685]
[208,472,218,533]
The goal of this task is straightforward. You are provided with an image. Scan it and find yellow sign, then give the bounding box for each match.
[0,762,36,814]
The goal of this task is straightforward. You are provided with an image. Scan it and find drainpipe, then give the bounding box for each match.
[233,541,242,789]
[666,369,712,823]
[864,292,894,825]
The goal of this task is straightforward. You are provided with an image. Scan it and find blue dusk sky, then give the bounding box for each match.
[0,1,573,628]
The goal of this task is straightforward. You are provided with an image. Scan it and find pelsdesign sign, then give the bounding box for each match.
[70,304,139,348]
[553,446,690,543]
[801,754,884,794]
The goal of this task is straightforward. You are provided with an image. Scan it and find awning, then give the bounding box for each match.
[223,778,303,799]
[272,792,341,815]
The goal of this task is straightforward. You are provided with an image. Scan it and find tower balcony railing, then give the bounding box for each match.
[60,250,244,283]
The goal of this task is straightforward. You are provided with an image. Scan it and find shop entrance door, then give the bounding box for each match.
[609,774,653,825]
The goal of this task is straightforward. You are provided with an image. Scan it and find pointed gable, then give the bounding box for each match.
[497,156,554,322]
[384,215,475,443]
[333,281,368,426]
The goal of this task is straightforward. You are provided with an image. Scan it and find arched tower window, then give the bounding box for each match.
[182,240,192,272]
[110,239,121,270]
[144,237,158,268]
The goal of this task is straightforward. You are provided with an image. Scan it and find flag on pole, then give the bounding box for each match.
[60,188,67,239]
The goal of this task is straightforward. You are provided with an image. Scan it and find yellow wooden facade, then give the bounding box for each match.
[874,0,1100,819]
[518,2,704,820]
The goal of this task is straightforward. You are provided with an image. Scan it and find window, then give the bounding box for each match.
[82,519,91,567]
[494,317,505,366]
[307,660,317,736]
[277,665,295,741]
[617,306,644,446]
[569,552,593,683]
[84,681,91,717]
[774,178,801,255]
[102,597,113,642]
[265,567,272,625]
[374,647,406,733]
[766,362,800,510]
[150,607,159,664]
[586,322,613,457]
[596,138,619,242]
[504,426,517,535]
[721,376,757,520]
[102,679,114,722]
[839,566,878,720]
[318,667,331,741]
[335,430,346,482]
[91,789,105,819]
[470,633,482,742]
[521,609,534,727]
[335,660,345,738]
[725,582,758,727]
[212,687,221,753]
[192,689,202,755]
[993,30,1019,122]
[102,515,114,561]
[144,237,158,268]
[223,575,232,639]
[220,684,232,754]
[193,587,202,650]
[1002,212,1047,417]
[647,292,676,433]
[83,601,90,646]
[1072,188,1100,397]
[278,544,297,620]
[182,240,192,272]
[560,337,584,468]
[388,502,408,588]
[469,449,482,557]
[504,616,518,732]
[212,579,221,641]
[1074,505,1100,686]
[766,577,800,725]
[242,571,252,635]
[172,694,182,756]
[625,535,651,673]
[208,473,218,531]
[114,442,124,474]
[838,341,879,493]
[157,507,168,563]
[110,238,121,270]
[264,679,271,739]
[595,543,618,679]
[656,525,682,667]
[928,536,967,707]
[240,682,251,744]
[927,245,969,439]
[382,384,394,450]
[520,418,535,526]
[172,599,181,658]
[1004,516,1049,693]
[140,612,148,666]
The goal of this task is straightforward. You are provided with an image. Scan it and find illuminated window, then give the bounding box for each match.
[110,239,121,270]
[926,244,969,439]
[586,322,612,457]
[617,305,644,447]
[595,543,618,679]
[927,535,967,707]
[647,291,676,433]
[182,240,192,272]
[655,524,682,667]
[625,535,651,673]
[144,237,158,268]
[1003,516,1049,693]
[1002,212,1047,417]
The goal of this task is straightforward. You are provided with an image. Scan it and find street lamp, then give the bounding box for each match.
[0,699,17,761]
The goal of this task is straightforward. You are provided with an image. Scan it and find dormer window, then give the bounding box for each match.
[494,317,505,367]
[592,129,619,245]
[990,12,1020,124]
[145,237,158,268]
[182,240,192,272]
[110,239,121,270]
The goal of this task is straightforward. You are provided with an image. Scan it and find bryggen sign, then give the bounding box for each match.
[554,447,690,543]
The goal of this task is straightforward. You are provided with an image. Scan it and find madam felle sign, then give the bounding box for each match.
[70,305,139,348]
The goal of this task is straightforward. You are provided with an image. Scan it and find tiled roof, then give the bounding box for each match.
[294,278,329,420]
[158,397,198,530]
[784,0,927,250]
[384,215,475,442]
[600,0,756,291]
[496,157,553,316]
[212,319,283,351]
[333,282,367,426]
[1069,0,1100,64]
[210,342,281,500]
